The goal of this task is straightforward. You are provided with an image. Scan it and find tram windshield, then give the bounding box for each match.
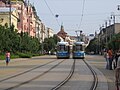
[57,45,65,51]
[74,45,84,51]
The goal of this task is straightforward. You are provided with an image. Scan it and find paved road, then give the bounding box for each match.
[0,56,55,79]
[0,55,116,90]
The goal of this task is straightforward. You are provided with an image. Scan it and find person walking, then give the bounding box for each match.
[5,51,10,66]
[108,48,113,70]
[115,50,120,68]
[115,57,120,90]
[103,50,109,69]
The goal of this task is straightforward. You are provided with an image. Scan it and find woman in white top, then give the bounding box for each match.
[104,50,109,69]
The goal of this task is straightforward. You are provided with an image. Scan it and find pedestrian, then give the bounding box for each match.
[115,50,120,68]
[5,51,10,66]
[103,49,109,69]
[115,57,120,90]
[108,48,113,70]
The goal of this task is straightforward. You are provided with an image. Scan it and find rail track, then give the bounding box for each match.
[0,60,56,83]
[54,59,98,90]
[0,59,65,90]
[83,59,98,90]
[51,59,75,90]
[0,57,98,90]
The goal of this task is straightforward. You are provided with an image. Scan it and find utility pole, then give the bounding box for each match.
[41,23,44,54]
[9,0,11,28]
[105,20,108,45]
[111,13,116,40]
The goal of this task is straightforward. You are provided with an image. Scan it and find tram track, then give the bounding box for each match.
[51,59,75,90]
[49,58,98,90]
[2,59,75,90]
[0,57,99,90]
[83,59,98,90]
[4,59,65,90]
[0,60,56,83]
[0,59,66,90]
[55,59,98,90]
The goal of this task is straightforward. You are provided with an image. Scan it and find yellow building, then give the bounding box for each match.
[0,7,19,30]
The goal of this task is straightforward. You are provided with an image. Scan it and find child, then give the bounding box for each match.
[5,51,10,66]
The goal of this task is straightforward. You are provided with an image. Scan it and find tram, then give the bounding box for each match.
[56,42,70,59]
[72,41,85,59]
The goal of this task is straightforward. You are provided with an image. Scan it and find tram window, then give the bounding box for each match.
[76,45,83,51]
[60,45,65,51]
[80,45,83,51]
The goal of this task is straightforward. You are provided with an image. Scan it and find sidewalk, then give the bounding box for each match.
[0,58,29,64]
[86,55,115,90]
[0,56,53,79]
[0,57,35,78]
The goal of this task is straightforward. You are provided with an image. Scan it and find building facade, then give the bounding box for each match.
[96,23,120,52]
[0,7,19,30]
[0,0,53,43]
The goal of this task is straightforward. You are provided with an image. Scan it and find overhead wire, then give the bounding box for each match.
[43,0,60,26]
[78,0,85,29]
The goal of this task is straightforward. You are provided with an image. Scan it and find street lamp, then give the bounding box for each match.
[111,12,115,24]
[117,5,120,10]
[104,20,108,45]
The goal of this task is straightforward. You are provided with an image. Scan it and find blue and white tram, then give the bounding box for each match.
[56,42,70,59]
[72,42,85,59]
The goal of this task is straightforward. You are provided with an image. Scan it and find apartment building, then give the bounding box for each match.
[0,0,54,42]
[0,1,19,30]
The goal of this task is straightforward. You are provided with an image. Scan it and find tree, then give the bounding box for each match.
[0,25,41,54]
[43,35,60,54]
[108,33,120,50]
[86,38,99,54]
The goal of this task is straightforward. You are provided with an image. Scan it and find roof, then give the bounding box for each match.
[57,25,68,39]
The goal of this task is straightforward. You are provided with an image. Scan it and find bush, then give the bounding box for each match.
[0,54,19,60]
[17,53,32,58]
[0,55,5,60]
[32,54,41,56]
[11,55,19,59]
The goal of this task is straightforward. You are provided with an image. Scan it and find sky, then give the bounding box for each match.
[29,0,120,36]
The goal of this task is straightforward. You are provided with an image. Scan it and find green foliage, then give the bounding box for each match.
[108,33,120,50]
[20,32,40,53]
[86,38,98,53]
[0,54,19,60]
[0,24,59,57]
[43,35,59,53]
[17,52,32,58]
[87,33,120,54]
[0,54,5,60]
[0,25,41,56]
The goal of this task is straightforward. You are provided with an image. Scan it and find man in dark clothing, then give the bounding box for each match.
[115,50,120,68]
